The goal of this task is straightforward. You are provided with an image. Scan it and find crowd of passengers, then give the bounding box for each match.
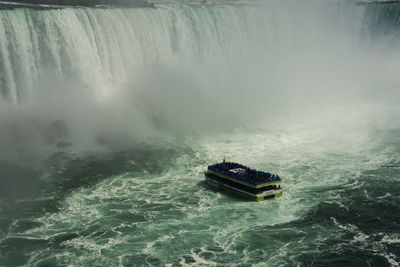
[209,162,281,181]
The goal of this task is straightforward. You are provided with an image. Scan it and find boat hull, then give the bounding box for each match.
[205,172,282,201]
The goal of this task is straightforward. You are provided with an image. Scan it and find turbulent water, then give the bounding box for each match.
[1,0,400,266]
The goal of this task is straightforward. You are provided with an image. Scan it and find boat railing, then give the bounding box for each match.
[208,162,281,184]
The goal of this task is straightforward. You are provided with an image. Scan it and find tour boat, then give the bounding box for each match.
[205,161,282,201]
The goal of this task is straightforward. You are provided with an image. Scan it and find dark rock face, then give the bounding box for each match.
[42,119,71,147]
[99,0,155,8]
[0,0,155,9]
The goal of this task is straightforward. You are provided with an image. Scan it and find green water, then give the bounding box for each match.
[1,1,400,266]
[1,115,399,266]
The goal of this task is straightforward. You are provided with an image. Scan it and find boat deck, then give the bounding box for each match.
[205,162,282,201]
[207,162,282,186]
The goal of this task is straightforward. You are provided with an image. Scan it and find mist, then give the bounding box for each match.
[0,1,400,163]
[2,2,400,266]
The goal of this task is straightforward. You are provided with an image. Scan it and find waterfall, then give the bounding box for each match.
[0,6,254,103]
[0,2,371,103]
[0,1,399,151]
